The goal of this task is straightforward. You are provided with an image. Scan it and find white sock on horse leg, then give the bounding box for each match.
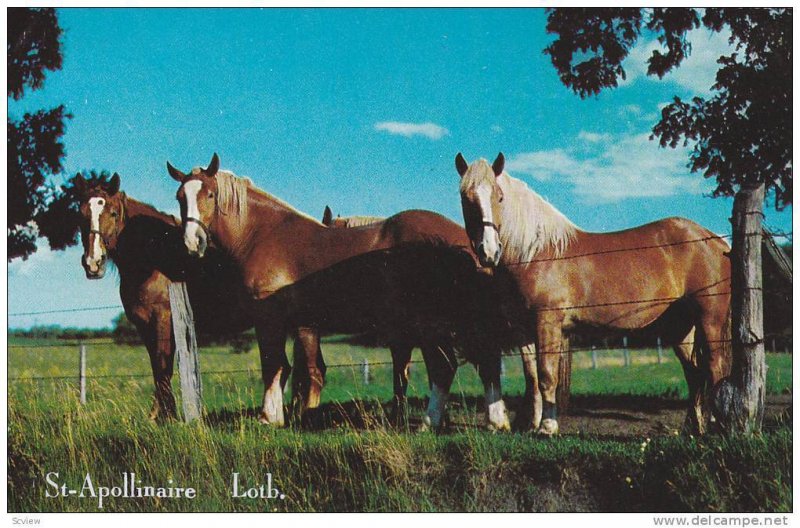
[424,383,449,428]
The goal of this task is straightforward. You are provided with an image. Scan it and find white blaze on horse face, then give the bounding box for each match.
[475,183,502,265]
[86,197,105,269]
[182,180,204,254]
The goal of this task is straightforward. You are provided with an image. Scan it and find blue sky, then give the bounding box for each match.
[8,8,792,329]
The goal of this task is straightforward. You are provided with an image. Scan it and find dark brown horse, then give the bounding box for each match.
[167,154,524,430]
[318,206,411,413]
[75,173,327,419]
[455,153,732,435]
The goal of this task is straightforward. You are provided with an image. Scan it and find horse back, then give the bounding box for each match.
[381,209,472,250]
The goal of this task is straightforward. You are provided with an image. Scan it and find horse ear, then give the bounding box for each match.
[206,153,220,176]
[322,205,333,226]
[74,172,87,195]
[108,173,121,195]
[492,152,505,177]
[455,152,468,177]
[167,161,186,182]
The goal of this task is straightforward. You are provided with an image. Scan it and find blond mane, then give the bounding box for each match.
[341,215,385,227]
[461,159,578,263]
[214,170,251,220]
[213,170,324,225]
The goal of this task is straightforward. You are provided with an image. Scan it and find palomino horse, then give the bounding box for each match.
[455,153,731,435]
[75,173,328,419]
[167,154,524,430]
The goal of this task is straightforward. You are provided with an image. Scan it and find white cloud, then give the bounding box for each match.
[491,124,503,133]
[622,26,735,94]
[577,131,611,143]
[8,239,56,277]
[374,121,449,140]
[508,132,710,203]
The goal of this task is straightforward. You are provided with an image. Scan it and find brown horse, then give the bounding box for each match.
[167,154,524,430]
[455,153,731,435]
[75,173,328,419]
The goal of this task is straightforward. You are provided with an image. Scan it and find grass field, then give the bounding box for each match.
[7,337,793,512]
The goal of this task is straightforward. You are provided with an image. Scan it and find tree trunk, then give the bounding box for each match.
[714,183,766,434]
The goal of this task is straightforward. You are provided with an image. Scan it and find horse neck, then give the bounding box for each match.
[123,196,178,226]
[109,196,180,273]
[213,184,324,261]
[497,173,580,263]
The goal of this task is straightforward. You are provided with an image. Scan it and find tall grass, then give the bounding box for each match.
[7,339,793,512]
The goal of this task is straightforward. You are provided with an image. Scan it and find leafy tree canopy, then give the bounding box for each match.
[8,8,73,260]
[545,8,791,209]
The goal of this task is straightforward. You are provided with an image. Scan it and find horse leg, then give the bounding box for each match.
[256,322,290,426]
[513,342,542,431]
[420,344,458,431]
[389,342,413,425]
[697,300,733,432]
[536,312,565,436]
[673,327,706,434]
[290,326,326,413]
[476,349,511,431]
[140,314,177,422]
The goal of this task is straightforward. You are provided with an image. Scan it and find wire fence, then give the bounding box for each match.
[8,229,792,389]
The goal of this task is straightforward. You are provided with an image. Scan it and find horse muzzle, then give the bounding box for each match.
[184,231,208,258]
[82,255,107,279]
[476,241,503,268]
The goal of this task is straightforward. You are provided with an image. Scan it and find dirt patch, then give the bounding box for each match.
[262,393,792,438]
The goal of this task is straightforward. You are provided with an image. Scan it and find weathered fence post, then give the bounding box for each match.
[168,282,203,423]
[361,358,370,385]
[656,337,663,364]
[78,342,87,405]
[622,336,630,367]
[591,345,597,370]
[714,183,766,434]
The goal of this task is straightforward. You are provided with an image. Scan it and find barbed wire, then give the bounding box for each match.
[10,333,795,384]
[6,231,751,317]
[10,228,791,319]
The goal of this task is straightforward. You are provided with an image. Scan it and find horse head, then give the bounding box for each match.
[75,172,124,279]
[168,153,220,258]
[455,152,505,267]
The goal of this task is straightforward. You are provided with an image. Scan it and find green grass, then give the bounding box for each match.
[7,338,793,512]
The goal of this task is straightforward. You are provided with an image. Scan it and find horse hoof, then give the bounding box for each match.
[488,418,511,432]
[536,418,559,436]
[258,413,284,427]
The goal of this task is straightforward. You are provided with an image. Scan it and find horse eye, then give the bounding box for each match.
[208,192,215,199]
[110,211,118,218]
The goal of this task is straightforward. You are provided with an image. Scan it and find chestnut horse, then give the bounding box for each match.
[75,173,328,419]
[455,153,731,435]
[167,154,526,430]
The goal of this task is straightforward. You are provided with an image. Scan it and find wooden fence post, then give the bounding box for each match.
[168,282,203,423]
[591,345,597,370]
[623,336,630,367]
[361,358,370,385]
[656,337,663,364]
[714,183,766,434]
[79,343,87,405]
